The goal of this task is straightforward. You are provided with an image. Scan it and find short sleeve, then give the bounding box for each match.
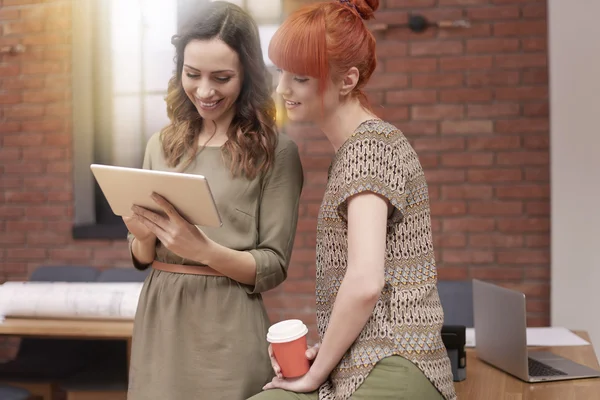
[332,130,408,223]
[246,136,304,293]
[127,133,158,270]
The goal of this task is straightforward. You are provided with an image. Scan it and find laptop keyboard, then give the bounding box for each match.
[528,357,568,377]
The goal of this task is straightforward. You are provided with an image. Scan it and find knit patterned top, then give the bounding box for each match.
[315,119,457,400]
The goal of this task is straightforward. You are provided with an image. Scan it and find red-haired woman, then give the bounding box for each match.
[124,2,303,399]
[249,0,456,399]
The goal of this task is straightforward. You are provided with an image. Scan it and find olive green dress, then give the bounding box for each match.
[127,132,304,400]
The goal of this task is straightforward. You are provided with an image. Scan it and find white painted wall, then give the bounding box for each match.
[549,0,600,358]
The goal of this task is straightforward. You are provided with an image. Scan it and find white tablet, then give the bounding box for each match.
[90,164,222,227]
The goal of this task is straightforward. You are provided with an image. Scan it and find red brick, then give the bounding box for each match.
[412,105,464,120]
[397,121,438,135]
[497,250,549,265]
[526,201,549,216]
[496,151,549,166]
[440,55,493,70]
[22,119,65,132]
[468,136,521,150]
[0,63,20,76]
[441,185,493,199]
[441,152,493,167]
[0,121,21,133]
[522,69,548,85]
[378,106,409,121]
[25,205,69,218]
[523,135,549,149]
[438,0,489,4]
[0,93,22,104]
[521,3,547,18]
[469,201,523,215]
[440,88,493,102]
[437,267,469,281]
[6,221,46,232]
[367,74,409,90]
[3,20,44,35]
[424,170,466,183]
[386,89,437,105]
[2,77,45,90]
[468,169,522,182]
[521,37,547,52]
[23,90,67,103]
[467,103,520,118]
[375,41,408,57]
[6,248,47,260]
[411,73,463,88]
[467,71,520,87]
[434,233,467,248]
[437,23,492,39]
[413,137,465,152]
[430,201,467,216]
[467,6,520,20]
[22,146,67,160]
[495,86,548,101]
[526,234,549,248]
[44,134,71,147]
[497,218,549,233]
[469,234,524,248]
[409,41,463,56]
[493,20,547,36]
[524,167,549,182]
[470,267,523,280]
[0,233,26,245]
[386,0,437,7]
[22,61,67,75]
[442,218,495,232]
[48,248,93,260]
[494,54,547,68]
[495,115,546,133]
[5,191,46,203]
[443,250,494,264]
[0,9,20,20]
[3,133,45,147]
[467,38,520,53]
[3,105,45,119]
[496,184,549,199]
[22,33,68,46]
[523,103,548,118]
[3,162,45,174]
[386,58,438,73]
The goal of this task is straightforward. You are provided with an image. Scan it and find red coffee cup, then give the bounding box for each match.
[267,319,310,378]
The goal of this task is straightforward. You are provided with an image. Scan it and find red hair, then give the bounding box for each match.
[268,0,379,110]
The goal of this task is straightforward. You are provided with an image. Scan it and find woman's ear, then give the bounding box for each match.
[339,67,360,96]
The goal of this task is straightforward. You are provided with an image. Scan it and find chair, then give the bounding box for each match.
[437,280,474,327]
[96,268,149,283]
[0,384,33,400]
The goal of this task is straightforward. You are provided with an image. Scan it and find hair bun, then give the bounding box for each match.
[350,0,379,20]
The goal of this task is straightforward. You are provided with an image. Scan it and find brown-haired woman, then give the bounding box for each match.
[249,0,456,399]
[124,2,304,399]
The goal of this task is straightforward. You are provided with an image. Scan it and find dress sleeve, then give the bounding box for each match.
[331,131,409,224]
[246,137,304,293]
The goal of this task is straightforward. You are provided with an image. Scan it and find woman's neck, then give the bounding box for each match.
[198,106,236,147]
[317,99,378,152]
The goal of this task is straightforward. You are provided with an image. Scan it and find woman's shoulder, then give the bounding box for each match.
[353,119,404,142]
[274,132,300,154]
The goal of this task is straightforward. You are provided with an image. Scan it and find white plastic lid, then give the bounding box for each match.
[266,319,308,343]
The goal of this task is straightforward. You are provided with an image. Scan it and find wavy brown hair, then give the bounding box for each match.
[161,1,278,179]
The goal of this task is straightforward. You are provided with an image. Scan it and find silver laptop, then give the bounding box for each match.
[472,279,600,382]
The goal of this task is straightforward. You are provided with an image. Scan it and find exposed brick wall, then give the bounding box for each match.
[0,0,549,348]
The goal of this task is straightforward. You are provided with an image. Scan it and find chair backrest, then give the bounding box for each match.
[97,267,149,282]
[0,384,31,400]
[29,265,100,282]
[437,280,474,327]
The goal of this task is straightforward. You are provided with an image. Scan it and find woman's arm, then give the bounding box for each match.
[132,137,303,288]
[307,191,388,382]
